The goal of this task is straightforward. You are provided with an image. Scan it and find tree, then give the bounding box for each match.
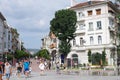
[36,49,50,60]
[50,9,77,58]
[14,50,29,60]
[92,52,101,65]
[102,48,106,66]
[115,0,120,3]
[88,49,92,63]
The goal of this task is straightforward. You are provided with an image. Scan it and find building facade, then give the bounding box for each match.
[0,12,22,60]
[68,1,120,66]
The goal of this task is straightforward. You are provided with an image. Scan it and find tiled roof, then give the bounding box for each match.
[70,1,108,9]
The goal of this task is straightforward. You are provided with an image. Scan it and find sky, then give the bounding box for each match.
[0,0,114,49]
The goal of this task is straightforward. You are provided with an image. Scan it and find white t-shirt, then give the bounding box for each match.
[5,64,11,73]
[39,63,45,70]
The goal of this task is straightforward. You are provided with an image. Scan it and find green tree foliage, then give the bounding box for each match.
[36,49,50,59]
[92,52,101,65]
[3,53,13,61]
[14,50,29,59]
[88,49,92,63]
[116,0,120,2]
[102,48,106,65]
[50,9,77,57]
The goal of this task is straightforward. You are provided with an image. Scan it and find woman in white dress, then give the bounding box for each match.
[39,60,45,75]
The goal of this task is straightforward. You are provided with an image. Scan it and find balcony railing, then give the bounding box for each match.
[75,29,85,34]
[71,45,86,51]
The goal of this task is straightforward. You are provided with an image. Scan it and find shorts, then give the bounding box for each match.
[24,68,29,72]
[5,73,10,79]
[17,70,21,73]
[24,68,29,74]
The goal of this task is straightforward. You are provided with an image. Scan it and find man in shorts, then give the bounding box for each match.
[23,59,30,77]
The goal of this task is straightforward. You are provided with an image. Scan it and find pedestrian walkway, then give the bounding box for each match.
[2,59,119,80]
[7,70,120,80]
[30,59,40,72]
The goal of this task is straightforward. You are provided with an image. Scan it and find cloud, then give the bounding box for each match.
[0,0,114,49]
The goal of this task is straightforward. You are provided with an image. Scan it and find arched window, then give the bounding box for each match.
[90,36,94,45]
[98,36,102,44]
[72,54,78,67]
[80,38,83,46]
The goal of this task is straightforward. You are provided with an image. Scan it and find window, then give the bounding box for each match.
[90,36,94,44]
[79,24,85,30]
[96,9,101,15]
[0,43,2,49]
[4,42,6,48]
[73,39,76,46]
[88,10,92,16]
[98,36,102,44]
[109,19,114,27]
[97,21,102,29]
[88,22,93,31]
[80,38,83,46]
[8,34,10,40]
[78,12,84,18]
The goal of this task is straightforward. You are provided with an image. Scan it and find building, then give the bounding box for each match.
[0,12,6,60]
[0,12,22,61]
[41,32,60,65]
[68,0,120,66]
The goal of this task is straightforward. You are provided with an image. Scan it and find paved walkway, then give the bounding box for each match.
[7,70,120,80]
[2,59,120,80]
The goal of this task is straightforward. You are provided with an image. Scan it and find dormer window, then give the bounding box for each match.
[88,10,92,16]
[96,9,101,15]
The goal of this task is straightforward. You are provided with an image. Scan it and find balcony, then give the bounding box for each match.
[75,29,85,34]
[77,17,85,22]
[108,26,115,31]
[71,45,86,51]
[108,13,115,19]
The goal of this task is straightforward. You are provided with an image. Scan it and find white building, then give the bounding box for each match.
[68,1,120,66]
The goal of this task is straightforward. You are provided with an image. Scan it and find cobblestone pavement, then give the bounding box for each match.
[2,59,120,80]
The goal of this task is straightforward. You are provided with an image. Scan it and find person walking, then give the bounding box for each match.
[23,58,30,78]
[16,62,22,78]
[39,60,45,75]
[0,63,3,80]
[4,62,12,80]
[48,61,51,70]
[56,62,60,74]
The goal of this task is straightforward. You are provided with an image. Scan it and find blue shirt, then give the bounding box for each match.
[23,62,29,70]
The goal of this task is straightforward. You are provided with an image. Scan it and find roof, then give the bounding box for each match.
[0,12,6,21]
[70,1,110,9]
